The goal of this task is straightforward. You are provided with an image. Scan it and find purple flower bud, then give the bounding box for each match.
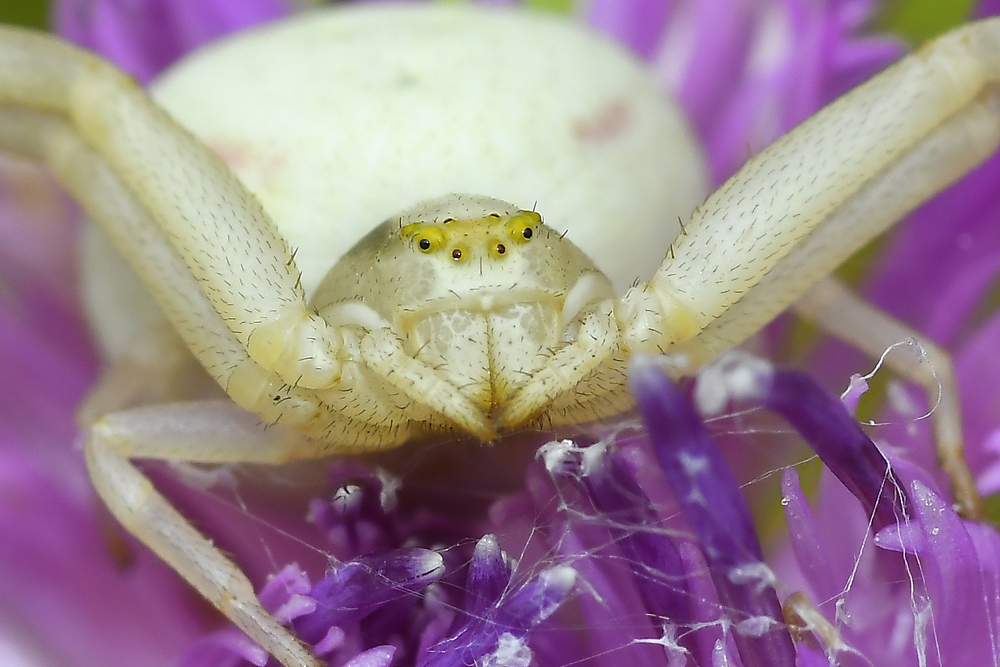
[420,566,576,667]
[295,549,445,645]
[464,534,512,618]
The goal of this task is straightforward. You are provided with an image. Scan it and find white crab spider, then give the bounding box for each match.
[1,4,998,666]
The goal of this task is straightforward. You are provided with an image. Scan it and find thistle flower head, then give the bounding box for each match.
[1,2,998,667]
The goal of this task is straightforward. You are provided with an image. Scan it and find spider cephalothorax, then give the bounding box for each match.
[311,194,628,435]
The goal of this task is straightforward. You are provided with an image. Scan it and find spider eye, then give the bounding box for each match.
[400,223,446,253]
[503,211,540,245]
[451,248,463,261]
[490,241,508,259]
[413,235,440,253]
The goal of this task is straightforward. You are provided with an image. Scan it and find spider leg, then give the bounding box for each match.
[619,19,1000,366]
[360,328,497,441]
[0,104,319,418]
[1,87,445,450]
[0,27,343,391]
[500,300,619,429]
[795,276,982,520]
[76,322,219,427]
[84,402,327,667]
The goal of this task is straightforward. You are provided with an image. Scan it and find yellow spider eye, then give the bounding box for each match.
[490,240,508,258]
[504,211,540,244]
[401,223,446,253]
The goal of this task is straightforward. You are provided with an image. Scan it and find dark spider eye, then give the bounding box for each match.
[502,212,540,244]
[496,243,506,255]
[419,238,431,250]
[452,248,463,260]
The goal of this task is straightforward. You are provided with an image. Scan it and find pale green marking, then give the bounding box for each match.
[878,0,976,42]
[525,0,576,14]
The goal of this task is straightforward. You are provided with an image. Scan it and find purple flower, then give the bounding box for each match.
[1,2,998,667]
[54,0,289,83]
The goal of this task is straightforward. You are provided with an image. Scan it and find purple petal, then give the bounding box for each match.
[672,0,756,160]
[865,152,1000,346]
[543,438,694,624]
[314,625,346,656]
[179,632,269,667]
[904,480,992,661]
[342,645,395,667]
[176,564,315,667]
[259,563,312,614]
[588,453,693,623]
[780,469,839,604]
[629,357,796,667]
[587,0,673,60]
[661,0,902,182]
[765,368,908,528]
[489,567,576,636]
[796,644,837,667]
[295,549,445,645]
[0,450,209,666]
[539,477,672,666]
[676,541,731,662]
[698,354,908,529]
[55,0,290,82]
[979,0,1000,20]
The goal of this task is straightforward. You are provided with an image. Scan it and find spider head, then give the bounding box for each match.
[313,194,610,321]
[376,195,604,307]
[311,194,617,424]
